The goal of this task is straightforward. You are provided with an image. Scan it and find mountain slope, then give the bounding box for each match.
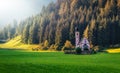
[0,0,120,50]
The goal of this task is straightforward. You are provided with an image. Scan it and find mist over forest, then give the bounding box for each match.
[0,0,56,27]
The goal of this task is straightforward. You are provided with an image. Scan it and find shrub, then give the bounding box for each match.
[75,47,82,54]
[56,46,63,51]
[42,47,49,50]
[62,47,72,51]
[62,40,73,51]
[54,44,58,51]
[48,44,58,51]
[44,40,49,48]
[98,46,106,52]
[64,40,72,48]
[91,49,97,54]
[49,45,54,51]
[93,46,99,52]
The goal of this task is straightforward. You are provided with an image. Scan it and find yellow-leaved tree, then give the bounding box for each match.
[43,40,49,50]
[62,40,73,51]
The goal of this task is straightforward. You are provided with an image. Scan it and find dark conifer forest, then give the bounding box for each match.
[0,0,120,50]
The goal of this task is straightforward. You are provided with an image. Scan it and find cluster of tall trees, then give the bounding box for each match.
[0,0,120,49]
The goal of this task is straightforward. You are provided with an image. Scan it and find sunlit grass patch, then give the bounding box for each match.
[0,36,39,50]
[106,48,120,53]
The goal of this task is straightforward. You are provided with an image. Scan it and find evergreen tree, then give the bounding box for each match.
[22,23,30,44]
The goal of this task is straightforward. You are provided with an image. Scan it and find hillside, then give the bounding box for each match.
[0,0,120,51]
[0,36,39,50]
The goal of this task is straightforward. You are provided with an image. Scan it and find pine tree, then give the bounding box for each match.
[22,24,30,44]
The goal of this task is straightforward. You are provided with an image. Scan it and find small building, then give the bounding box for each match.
[75,27,91,54]
[64,27,91,54]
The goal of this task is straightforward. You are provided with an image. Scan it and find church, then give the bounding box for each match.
[64,27,91,54]
[75,27,91,54]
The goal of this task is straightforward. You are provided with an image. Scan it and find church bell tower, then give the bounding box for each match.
[75,27,80,48]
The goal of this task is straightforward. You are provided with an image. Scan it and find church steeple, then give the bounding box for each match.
[75,27,79,31]
[75,27,80,48]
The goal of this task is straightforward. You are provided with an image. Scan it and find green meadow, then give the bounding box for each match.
[0,49,120,73]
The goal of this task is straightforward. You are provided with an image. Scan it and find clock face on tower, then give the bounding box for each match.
[76,32,79,38]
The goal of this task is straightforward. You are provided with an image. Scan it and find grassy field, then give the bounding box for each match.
[0,49,120,73]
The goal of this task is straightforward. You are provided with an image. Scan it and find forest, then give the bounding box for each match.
[0,0,120,50]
